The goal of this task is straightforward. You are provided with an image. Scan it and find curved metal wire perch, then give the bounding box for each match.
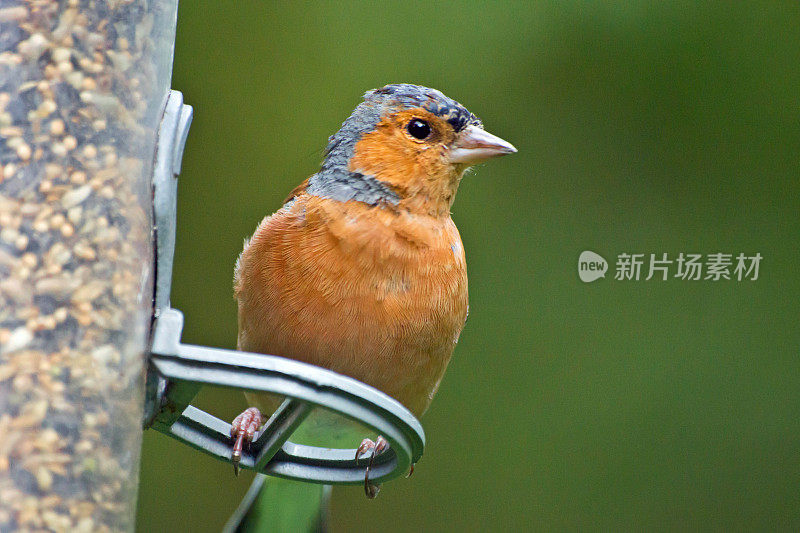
[144,91,425,486]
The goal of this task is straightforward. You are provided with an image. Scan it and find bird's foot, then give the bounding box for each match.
[355,436,389,499]
[230,407,263,476]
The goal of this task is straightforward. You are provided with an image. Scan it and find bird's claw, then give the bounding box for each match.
[230,407,263,476]
[355,436,389,499]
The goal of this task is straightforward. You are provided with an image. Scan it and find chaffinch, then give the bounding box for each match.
[231,83,516,496]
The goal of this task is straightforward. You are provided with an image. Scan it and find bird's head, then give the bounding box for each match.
[306,84,516,217]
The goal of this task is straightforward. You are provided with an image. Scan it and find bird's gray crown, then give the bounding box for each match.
[306,84,481,206]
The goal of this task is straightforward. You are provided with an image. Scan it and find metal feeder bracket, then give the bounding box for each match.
[143,90,425,485]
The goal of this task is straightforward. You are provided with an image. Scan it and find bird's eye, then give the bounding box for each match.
[407,118,432,140]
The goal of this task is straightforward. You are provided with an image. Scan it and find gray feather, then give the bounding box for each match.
[307,84,481,207]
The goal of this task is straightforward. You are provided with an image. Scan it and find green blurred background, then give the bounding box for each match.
[136,2,799,530]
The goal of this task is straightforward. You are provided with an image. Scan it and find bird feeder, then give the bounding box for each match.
[1,2,424,530]
[0,0,179,530]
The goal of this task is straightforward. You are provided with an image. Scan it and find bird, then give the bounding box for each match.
[229,83,516,500]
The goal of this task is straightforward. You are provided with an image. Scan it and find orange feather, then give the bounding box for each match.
[235,192,468,417]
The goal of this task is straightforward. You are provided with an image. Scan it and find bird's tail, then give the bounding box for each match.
[224,402,374,532]
[223,474,331,533]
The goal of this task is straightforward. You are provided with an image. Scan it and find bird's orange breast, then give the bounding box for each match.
[234,194,468,417]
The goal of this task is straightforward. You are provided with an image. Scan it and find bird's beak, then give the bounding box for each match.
[448,125,517,164]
